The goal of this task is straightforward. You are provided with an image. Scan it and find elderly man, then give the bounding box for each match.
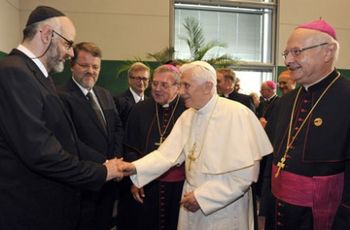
[278,70,296,95]
[257,80,279,128]
[118,64,186,230]
[114,62,150,126]
[0,6,122,230]
[121,61,272,229]
[268,19,350,229]
[57,42,124,230]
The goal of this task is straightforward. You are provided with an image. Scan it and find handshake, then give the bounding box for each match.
[104,158,136,181]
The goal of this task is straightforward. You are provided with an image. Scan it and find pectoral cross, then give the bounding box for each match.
[155,136,164,146]
[274,156,286,178]
[187,144,196,171]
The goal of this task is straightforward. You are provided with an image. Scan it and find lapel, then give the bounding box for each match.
[66,79,108,136]
[11,49,81,153]
[126,89,137,104]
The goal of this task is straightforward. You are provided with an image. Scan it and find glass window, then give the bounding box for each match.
[172,0,277,95]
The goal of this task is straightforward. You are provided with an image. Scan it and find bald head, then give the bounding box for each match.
[278,70,296,95]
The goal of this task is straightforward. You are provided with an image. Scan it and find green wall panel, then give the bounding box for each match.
[1,51,350,95]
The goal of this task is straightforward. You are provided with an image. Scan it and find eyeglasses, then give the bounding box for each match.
[129,76,149,82]
[52,30,74,50]
[76,62,100,71]
[282,42,328,59]
[151,81,177,89]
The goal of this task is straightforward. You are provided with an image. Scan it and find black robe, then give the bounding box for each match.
[267,70,350,229]
[117,96,186,230]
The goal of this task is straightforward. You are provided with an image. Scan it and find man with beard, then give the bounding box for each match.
[0,6,123,230]
[267,19,350,229]
[120,61,272,230]
[57,42,124,230]
[117,64,186,230]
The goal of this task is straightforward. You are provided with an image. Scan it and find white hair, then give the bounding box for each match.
[180,61,217,94]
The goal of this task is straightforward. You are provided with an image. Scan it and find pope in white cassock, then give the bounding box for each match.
[122,61,273,230]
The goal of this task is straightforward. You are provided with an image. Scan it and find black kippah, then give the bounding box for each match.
[26,5,65,27]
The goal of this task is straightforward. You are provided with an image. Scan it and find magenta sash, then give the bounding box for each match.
[272,165,343,230]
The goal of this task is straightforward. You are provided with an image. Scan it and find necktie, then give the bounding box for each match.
[86,92,107,133]
[47,75,56,92]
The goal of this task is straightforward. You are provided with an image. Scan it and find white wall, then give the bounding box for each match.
[1,0,349,69]
[0,0,20,53]
[278,0,350,69]
[19,0,170,60]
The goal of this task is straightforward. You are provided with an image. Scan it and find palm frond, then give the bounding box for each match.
[179,17,205,58]
[147,47,175,63]
[206,55,240,68]
[116,57,143,78]
[195,40,227,60]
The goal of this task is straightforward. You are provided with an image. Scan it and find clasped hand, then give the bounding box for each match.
[103,158,136,181]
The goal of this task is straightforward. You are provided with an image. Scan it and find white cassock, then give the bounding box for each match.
[130,94,273,230]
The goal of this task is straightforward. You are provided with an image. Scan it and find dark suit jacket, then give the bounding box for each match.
[227,91,256,113]
[114,89,147,127]
[58,78,124,229]
[0,49,106,230]
[58,78,123,161]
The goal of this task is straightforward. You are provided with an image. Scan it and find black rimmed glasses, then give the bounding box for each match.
[282,42,328,59]
[52,30,74,50]
[129,76,149,82]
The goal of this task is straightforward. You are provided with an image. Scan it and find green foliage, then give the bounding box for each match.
[117,17,239,78]
[178,17,238,68]
[146,47,175,63]
[116,57,143,78]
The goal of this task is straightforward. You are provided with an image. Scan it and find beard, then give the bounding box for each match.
[46,41,65,73]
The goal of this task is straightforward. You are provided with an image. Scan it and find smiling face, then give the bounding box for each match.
[278,71,295,95]
[151,71,179,105]
[71,50,101,90]
[283,28,335,86]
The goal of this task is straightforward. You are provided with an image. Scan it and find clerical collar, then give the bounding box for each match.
[129,87,143,102]
[197,94,218,115]
[303,69,335,91]
[223,89,234,98]
[17,44,49,77]
[161,95,179,108]
[266,94,277,102]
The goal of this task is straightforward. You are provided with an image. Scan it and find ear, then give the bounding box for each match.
[39,25,53,45]
[204,81,214,93]
[324,43,336,63]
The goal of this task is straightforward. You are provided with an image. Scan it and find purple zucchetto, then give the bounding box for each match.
[26,6,65,27]
[265,80,276,90]
[297,19,337,40]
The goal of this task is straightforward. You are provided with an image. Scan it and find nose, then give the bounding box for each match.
[179,86,185,96]
[67,47,74,59]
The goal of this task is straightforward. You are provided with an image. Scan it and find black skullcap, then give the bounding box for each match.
[26,6,65,27]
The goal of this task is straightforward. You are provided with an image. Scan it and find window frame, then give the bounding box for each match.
[169,0,278,79]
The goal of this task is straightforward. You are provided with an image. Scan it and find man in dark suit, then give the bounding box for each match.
[216,68,256,112]
[114,62,150,126]
[58,42,124,230]
[0,6,122,230]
